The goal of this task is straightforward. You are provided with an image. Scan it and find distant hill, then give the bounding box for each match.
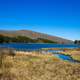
[0,30,73,44]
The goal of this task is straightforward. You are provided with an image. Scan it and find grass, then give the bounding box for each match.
[70,50,80,61]
[0,52,80,80]
[72,55,80,61]
[60,49,80,61]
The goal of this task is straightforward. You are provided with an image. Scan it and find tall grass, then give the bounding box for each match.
[0,53,80,80]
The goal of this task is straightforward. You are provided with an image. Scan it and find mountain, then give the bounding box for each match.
[0,30,73,44]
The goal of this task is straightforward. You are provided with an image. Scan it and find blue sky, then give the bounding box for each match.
[0,0,80,40]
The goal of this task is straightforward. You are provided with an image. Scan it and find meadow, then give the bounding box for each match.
[0,52,80,80]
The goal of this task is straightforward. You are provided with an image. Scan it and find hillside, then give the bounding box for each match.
[0,30,73,44]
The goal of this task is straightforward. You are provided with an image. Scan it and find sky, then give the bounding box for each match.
[0,0,80,40]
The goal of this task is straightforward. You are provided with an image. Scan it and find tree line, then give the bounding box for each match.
[0,35,57,43]
[74,40,80,45]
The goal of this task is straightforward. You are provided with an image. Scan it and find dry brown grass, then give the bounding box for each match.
[0,53,80,80]
[61,50,80,61]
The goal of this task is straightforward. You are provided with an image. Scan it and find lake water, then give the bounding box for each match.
[0,43,80,51]
[0,43,80,63]
[52,53,80,63]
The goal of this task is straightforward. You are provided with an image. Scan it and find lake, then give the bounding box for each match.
[0,43,80,63]
[0,43,80,51]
